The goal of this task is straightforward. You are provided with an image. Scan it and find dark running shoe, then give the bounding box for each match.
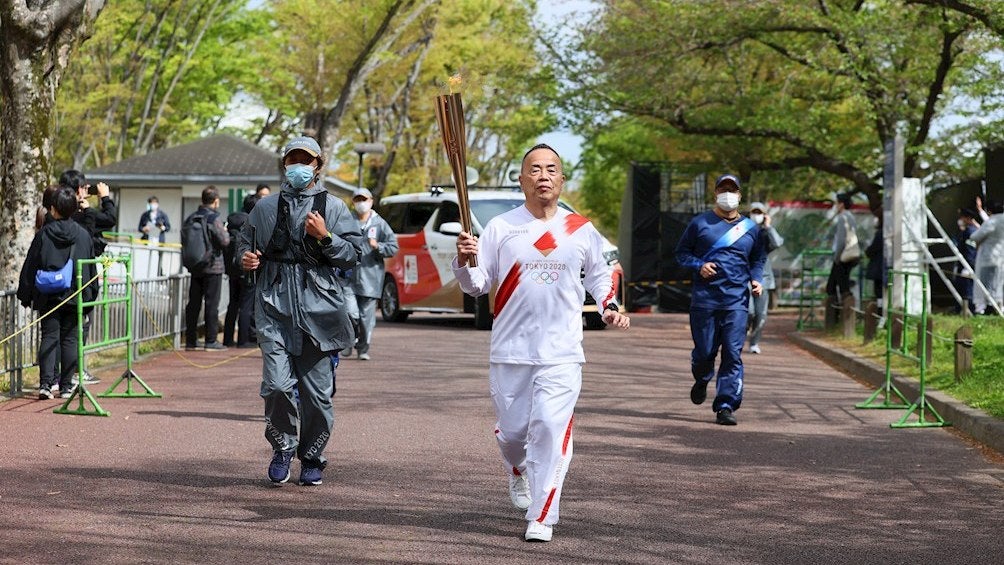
[690,380,709,405]
[716,408,737,426]
[59,383,77,399]
[38,387,54,400]
[299,465,323,486]
[268,450,294,484]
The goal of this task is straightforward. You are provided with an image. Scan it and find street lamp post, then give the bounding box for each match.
[353,142,386,189]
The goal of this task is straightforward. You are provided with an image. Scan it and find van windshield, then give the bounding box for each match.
[470,199,574,228]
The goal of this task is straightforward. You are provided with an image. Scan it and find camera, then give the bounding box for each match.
[87,183,100,195]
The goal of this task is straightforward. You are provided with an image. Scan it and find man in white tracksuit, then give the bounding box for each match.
[452,143,630,543]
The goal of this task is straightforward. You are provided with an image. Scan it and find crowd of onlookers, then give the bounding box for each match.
[19,170,114,399]
[16,172,274,399]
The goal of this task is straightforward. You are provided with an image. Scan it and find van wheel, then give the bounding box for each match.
[474,294,492,330]
[584,311,606,330]
[381,277,408,322]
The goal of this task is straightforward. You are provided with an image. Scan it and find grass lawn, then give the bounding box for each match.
[831,313,1004,419]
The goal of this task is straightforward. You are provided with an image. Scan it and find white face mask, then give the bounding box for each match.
[354,201,372,215]
[958,220,967,230]
[716,192,740,212]
[750,213,764,225]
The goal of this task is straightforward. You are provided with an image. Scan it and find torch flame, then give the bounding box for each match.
[448,73,463,94]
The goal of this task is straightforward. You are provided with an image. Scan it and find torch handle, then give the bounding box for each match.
[435,93,476,267]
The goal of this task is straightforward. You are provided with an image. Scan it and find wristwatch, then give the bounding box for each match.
[604,303,620,313]
[317,232,333,246]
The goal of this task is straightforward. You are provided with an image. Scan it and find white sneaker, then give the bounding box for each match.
[525,521,552,542]
[72,371,100,385]
[508,474,531,510]
[749,344,761,354]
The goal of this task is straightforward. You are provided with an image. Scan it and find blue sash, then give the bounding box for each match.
[703,217,756,260]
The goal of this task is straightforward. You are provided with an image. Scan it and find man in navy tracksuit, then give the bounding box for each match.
[675,174,766,425]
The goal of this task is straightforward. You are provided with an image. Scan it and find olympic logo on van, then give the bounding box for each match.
[531,271,560,284]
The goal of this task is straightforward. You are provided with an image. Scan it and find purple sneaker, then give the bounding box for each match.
[268,450,294,484]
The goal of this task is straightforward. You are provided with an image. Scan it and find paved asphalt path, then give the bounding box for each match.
[1,312,1001,564]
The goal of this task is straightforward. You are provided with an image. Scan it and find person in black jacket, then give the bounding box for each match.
[222,193,259,347]
[183,186,230,351]
[864,209,884,306]
[953,208,979,314]
[61,169,116,385]
[60,169,117,254]
[17,187,99,400]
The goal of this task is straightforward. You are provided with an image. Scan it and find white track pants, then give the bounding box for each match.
[489,362,581,526]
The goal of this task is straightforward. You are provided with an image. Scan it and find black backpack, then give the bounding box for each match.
[181,212,215,273]
[223,211,248,278]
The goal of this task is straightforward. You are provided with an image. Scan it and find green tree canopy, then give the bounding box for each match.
[54,0,268,169]
[553,0,1004,230]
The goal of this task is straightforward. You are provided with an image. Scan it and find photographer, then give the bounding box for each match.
[60,169,117,256]
[59,169,117,386]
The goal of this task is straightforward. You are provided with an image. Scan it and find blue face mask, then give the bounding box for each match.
[285,164,315,189]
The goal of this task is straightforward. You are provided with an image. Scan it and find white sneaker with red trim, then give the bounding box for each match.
[525,520,552,542]
[509,474,531,510]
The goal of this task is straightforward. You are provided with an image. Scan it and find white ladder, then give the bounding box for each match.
[905,205,1003,316]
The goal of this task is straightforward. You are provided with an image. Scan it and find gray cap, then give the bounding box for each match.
[353,187,373,200]
[715,174,741,189]
[749,201,766,213]
[282,136,321,159]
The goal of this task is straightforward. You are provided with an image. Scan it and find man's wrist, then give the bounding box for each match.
[604,302,620,313]
[317,232,333,246]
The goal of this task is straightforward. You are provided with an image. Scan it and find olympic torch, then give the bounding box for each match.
[434,75,476,267]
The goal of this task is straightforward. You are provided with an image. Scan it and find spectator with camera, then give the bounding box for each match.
[17,186,99,399]
[60,169,117,256]
[61,169,117,386]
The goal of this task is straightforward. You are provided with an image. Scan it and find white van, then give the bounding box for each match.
[377,188,623,330]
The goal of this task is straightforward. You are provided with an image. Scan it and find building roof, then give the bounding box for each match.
[89,134,281,185]
[89,133,361,196]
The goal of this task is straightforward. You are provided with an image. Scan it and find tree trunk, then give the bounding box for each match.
[372,32,433,198]
[0,1,105,289]
[315,0,439,159]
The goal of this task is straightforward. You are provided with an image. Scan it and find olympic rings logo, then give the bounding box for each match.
[530,271,560,284]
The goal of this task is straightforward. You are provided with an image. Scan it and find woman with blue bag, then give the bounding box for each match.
[17,187,98,399]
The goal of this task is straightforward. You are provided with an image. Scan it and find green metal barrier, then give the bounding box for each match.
[54,254,161,417]
[856,270,949,428]
[796,249,832,330]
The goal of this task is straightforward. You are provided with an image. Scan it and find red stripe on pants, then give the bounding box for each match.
[536,415,574,522]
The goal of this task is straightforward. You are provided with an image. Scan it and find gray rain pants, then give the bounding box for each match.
[261,335,334,469]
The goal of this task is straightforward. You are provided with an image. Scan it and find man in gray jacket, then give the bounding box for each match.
[239,136,363,486]
[341,187,398,361]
